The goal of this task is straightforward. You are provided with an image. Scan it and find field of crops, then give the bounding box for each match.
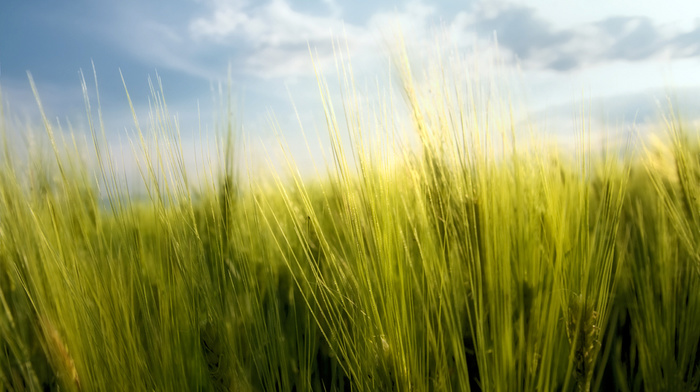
[1,47,699,391]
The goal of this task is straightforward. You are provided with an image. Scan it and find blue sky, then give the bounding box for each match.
[2,0,700,179]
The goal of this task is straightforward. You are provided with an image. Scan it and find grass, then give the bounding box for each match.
[0,42,699,391]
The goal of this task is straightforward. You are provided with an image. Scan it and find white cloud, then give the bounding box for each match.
[515,0,700,32]
[189,1,253,40]
[189,0,366,78]
[188,0,446,79]
[190,0,352,44]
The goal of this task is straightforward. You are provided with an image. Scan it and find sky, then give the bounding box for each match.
[2,0,700,182]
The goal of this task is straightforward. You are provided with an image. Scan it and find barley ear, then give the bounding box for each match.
[40,317,80,391]
[565,294,600,392]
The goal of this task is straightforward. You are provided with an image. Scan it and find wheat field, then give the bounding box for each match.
[0,44,699,392]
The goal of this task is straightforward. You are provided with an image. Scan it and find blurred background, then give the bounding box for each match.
[2,0,700,182]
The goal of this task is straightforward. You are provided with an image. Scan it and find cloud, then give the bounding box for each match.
[189,0,362,78]
[472,5,572,59]
[461,2,700,72]
[188,0,443,79]
[599,18,665,61]
[669,23,700,57]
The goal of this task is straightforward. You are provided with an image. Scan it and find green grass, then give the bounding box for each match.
[0,44,699,391]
